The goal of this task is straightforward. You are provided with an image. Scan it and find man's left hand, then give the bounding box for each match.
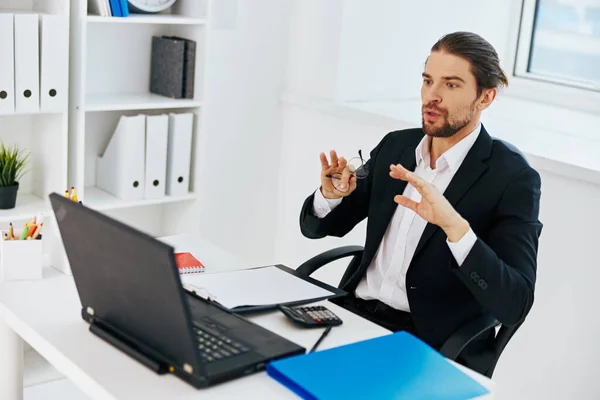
[390,164,470,242]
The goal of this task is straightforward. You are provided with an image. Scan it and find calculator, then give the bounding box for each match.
[277,305,343,328]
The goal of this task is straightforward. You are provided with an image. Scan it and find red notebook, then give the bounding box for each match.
[174,252,205,274]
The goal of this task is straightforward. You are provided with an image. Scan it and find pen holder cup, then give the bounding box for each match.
[0,231,43,281]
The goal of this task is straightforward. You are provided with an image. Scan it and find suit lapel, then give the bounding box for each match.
[413,127,493,258]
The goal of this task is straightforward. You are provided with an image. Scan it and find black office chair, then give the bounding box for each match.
[296,245,523,378]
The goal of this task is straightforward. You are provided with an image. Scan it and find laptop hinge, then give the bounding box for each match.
[88,316,170,375]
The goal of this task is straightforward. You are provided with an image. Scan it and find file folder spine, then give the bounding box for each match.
[183,39,196,99]
[40,15,69,112]
[14,13,40,113]
[266,364,317,400]
[96,115,146,201]
[108,0,123,17]
[0,13,15,114]
[119,0,130,17]
[166,113,193,197]
[144,114,169,199]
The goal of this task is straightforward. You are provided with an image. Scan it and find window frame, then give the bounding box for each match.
[504,0,600,114]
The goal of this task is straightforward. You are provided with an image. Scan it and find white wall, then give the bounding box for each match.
[275,1,600,399]
[337,0,515,101]
[196,0,291,264]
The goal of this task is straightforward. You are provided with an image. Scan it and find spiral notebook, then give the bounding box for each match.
[175,252,205,274]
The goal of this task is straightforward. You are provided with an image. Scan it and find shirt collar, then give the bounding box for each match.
[415,123,481,173]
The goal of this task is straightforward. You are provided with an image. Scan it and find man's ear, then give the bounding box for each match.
[477,88,497,111]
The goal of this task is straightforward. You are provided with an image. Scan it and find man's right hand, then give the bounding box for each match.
[320,150,357,199]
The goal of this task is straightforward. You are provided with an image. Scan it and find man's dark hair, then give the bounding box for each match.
[431,31,509,96]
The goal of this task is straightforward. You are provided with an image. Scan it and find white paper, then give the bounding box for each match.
[180,266,334,309]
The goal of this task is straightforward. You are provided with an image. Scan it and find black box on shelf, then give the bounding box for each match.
[150,36,196,99]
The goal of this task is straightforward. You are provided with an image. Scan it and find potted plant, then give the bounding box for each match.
[0,143,30,210]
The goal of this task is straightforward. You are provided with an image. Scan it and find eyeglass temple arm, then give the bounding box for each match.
[358,149,367,165]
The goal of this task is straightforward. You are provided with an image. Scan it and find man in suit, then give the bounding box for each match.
[299,31,542,375]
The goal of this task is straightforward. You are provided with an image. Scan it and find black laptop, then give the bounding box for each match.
[49,193,305,388]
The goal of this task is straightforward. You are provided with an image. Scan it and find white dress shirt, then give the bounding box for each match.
[312,125,481,312]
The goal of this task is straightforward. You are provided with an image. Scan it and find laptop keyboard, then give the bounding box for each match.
[194,326,250,363]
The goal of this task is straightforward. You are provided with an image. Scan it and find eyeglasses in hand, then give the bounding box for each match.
[326,150,369,193]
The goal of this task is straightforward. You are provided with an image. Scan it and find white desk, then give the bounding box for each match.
[0,234,495,399]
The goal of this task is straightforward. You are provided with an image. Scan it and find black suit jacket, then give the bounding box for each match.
[299,125,542,373]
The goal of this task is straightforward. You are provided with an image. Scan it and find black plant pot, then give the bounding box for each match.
[0,182,19,209]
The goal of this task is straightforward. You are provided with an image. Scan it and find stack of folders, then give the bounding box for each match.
[88,0,130,17]
[0,13,68,115]
[96,113,195,201]
[150,36,197,100]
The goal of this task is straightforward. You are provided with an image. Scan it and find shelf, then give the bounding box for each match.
[24,348,65,388]
[85,93,203,112]
[84,186,197,211]
[0,110,65,117]
[0,193,49,224]
[24,379,89,400]
[87,14,206,25]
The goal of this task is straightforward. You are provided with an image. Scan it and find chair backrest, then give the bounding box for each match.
[295,245,364,284]
[485,321,524,377]
[296,245,524,378]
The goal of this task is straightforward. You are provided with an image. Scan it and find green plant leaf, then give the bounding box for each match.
[0,143,30,187]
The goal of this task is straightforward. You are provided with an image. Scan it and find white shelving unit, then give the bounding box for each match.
[69,0,210,237]
[0,0,72,396]
[87,13,206,25]
[0,0,213,396]
[85,93,203,112]
[0,0,69,226]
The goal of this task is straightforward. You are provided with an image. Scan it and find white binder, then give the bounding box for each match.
[0,14,15,114]
[144,114,168,199]
[166,113,194,197]
[14,13,40,113]
[97,115,146,201]
[40,14,68,112]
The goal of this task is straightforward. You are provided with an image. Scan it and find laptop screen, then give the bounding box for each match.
[50,193,201,372]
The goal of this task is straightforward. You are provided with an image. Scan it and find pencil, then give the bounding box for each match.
[19,225,30,240]
[70,186,79,202]
[31,223,43,240]
[27,224,37,238]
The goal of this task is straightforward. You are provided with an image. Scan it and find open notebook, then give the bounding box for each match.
[180,265,345,312]
[174,252,205,274]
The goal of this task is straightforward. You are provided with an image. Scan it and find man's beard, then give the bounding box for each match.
[422,102,476,138]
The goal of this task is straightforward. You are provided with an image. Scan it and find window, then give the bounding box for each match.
[515,0,600,91]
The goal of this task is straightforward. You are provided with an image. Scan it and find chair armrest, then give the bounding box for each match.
[296,246,364,278]
[439,315,499,361]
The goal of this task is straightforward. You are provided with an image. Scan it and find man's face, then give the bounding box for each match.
[421,51,479,138]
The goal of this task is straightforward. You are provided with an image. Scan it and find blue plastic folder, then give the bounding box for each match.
[266,331,490,400]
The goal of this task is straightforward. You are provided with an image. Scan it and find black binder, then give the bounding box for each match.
[150,36,196,99]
